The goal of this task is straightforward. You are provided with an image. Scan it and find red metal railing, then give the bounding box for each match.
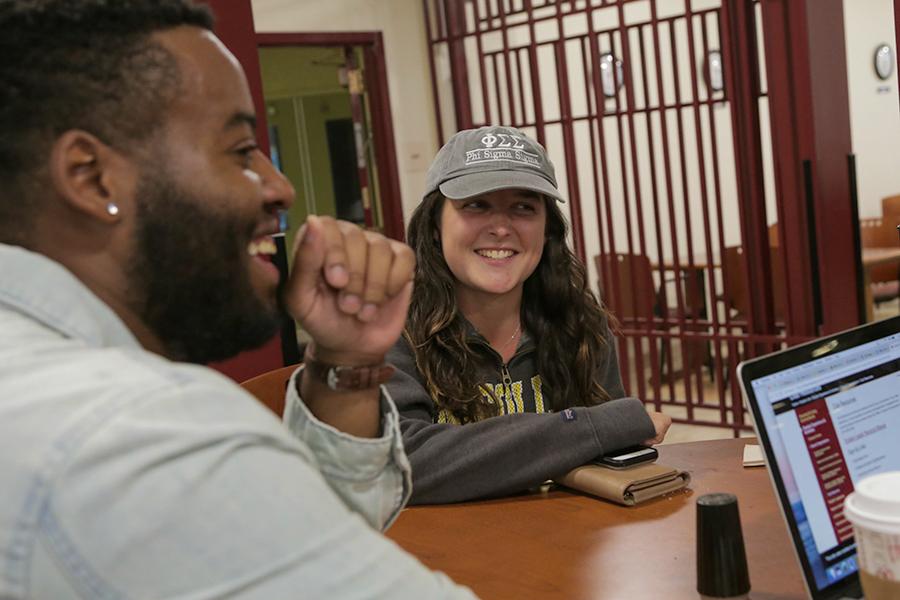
[423,0,828,435]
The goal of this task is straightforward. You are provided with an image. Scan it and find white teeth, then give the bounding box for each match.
[477,249,514,259]
[248,238,277,257]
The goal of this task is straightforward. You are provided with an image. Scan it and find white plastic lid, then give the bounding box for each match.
[843,471,900,534]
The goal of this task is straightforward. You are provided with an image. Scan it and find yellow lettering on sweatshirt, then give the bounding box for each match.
[436,408,461,424]
[492,383,513,415]
[510,381,524,413]
[532,375,545,413]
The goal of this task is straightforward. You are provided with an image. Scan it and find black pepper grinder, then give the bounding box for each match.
[696,493,751,599]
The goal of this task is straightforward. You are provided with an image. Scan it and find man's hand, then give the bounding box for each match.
[643,410,672,445]
[283,215,414,365]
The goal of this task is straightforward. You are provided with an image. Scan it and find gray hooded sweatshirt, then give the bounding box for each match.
[385,322,655,505]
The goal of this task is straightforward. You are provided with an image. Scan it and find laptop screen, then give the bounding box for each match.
[743,321,900,596]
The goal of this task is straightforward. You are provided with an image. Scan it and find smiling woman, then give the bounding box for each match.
[386,126,672,505]
[439,189,547,317]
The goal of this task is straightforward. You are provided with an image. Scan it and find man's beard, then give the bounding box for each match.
[126,172,281,364]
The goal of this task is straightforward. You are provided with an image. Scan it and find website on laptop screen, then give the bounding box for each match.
[750,332,900,592]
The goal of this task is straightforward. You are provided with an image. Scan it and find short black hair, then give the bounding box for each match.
[0,0,214,242]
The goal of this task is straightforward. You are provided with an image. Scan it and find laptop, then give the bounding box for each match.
[738,315,900,600]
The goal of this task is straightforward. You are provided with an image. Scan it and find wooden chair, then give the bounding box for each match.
[860,217,900,305]
[595,253,657,324]
[595,253,708,381]
[767,222,780,247]
[239,364,301,418]
[718,245,786,385]
[721,245,786,325]
[881,195,900,227]
[595,253,707,322]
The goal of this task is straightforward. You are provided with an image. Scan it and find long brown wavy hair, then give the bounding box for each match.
[404,191,616,424]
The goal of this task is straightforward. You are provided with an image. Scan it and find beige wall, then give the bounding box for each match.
[844,0,900,219]
[251,0,440,226]
[251,0,900,233]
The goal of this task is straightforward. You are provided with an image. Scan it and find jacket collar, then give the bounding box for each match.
[0,243,140,349]
[462,316,536,359]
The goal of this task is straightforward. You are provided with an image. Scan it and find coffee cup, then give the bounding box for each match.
[843,471,900,600]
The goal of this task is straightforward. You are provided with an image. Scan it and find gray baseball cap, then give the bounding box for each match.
[423,126,565,202]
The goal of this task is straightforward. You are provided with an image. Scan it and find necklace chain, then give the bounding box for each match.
[498,322,521,353]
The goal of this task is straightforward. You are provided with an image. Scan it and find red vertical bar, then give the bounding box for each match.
[423,0,446,142]
[615,11,669,384]
[700,12,730,420]
[553,4,586,262]
[496,0,518,127]
[608,30,637,261]
[683,8,714,317]
[345,47,374,229]
[203,0,269,155]
[362,38,405,241]
[585,16,619,279]
[603,21,651,395]
[587,26,625,339]
[702,12,730,324]
[632,25,664,409]
[445,0,473,129]
[664,17,698,420]
[523,0,546,144]
[760,1,803,336]
[667,19,697,325]
[636,24,665,295]
[436,0,447,42]
[681,7,718,406]
[647,8,681,401]
[516,49,530,126]
[491,53,505,123]
[798,0,857,332]
[613,7,650,262]
[604,26,650,397]
[588,14,656,397]
[507,46,521,127]
[896,0,900,116]
[470,0,493,126]
[202,0,283,380]
[580,37,606,259]
[721,0,777,346]
[601,22,655,399]
[728,337,744,434]
[757,0,858,335]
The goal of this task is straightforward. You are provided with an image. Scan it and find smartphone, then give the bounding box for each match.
[594,445,658,469]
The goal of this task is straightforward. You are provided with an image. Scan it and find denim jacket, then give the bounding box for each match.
[0,243,474,599]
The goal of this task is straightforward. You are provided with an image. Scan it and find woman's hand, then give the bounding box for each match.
[643,410,673,445]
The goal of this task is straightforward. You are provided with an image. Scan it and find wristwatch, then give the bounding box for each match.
[305,357,396,391]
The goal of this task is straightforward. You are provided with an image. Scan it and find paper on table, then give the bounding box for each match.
[742,444,765,468]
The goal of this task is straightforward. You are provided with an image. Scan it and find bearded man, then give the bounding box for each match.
[0,1,474,597]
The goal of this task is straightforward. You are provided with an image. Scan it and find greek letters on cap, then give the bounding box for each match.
[464,131,542,169]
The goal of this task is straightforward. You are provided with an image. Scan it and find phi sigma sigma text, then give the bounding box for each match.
[479,132,526,149]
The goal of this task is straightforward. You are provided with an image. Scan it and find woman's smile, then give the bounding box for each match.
[440,188,547,302]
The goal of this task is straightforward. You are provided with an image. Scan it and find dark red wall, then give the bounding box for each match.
[202,0,285,382]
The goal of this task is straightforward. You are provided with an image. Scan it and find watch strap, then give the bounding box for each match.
[305,357,396,391]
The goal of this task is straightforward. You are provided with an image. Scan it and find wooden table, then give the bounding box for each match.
[861,246,900,321]
[387,438,807,600]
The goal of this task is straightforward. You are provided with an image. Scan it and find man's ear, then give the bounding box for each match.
[48,130,136,223]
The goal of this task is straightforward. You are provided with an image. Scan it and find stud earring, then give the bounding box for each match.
[106,202,119,217]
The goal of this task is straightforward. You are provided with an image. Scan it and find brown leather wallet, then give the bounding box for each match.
[555,461,691,506]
